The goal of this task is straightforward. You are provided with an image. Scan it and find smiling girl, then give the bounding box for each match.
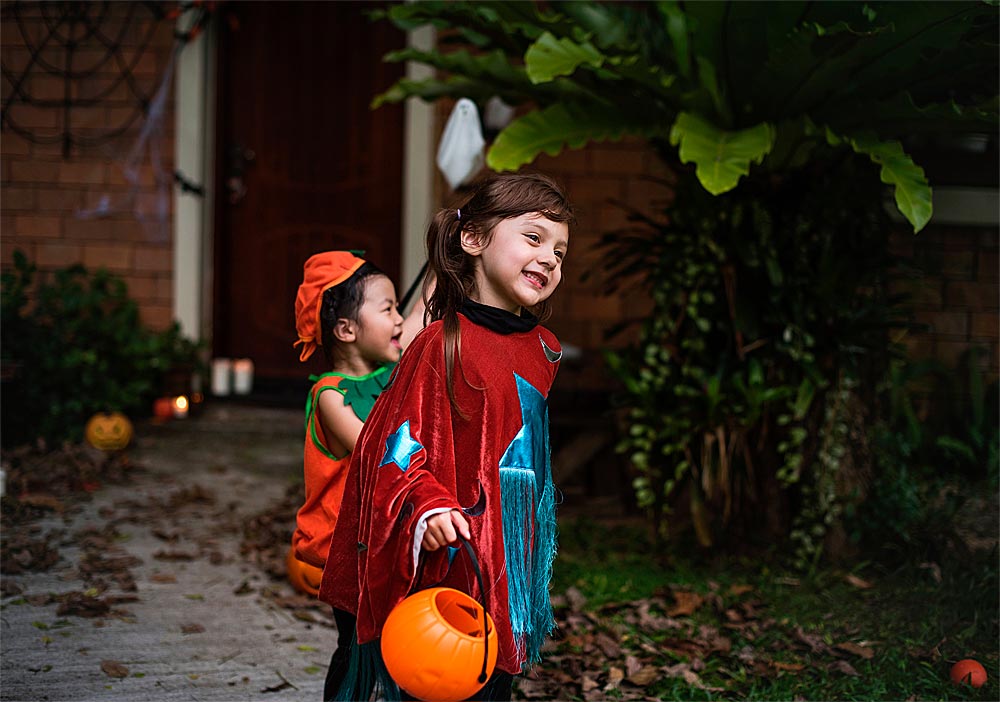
[321,173,575,701]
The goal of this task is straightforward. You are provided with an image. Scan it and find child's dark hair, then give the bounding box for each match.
[424,172,575,411]
[319,262,386,366]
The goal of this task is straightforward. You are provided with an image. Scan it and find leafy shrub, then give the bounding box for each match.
[1,250,203,446]
[849,351,999,557]
[600,162,906,559]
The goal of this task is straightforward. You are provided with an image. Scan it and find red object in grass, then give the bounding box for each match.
[950,659,987,688]
[153,397,173,421]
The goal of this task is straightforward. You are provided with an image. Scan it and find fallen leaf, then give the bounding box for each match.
[772,661,806,672]
[604,666,625,691]
[581,676,599,692]
[625,655,643,678]
[794,626,833,655]
[101,660,129,678]
[728,584,754,596]
[149,573,177,583]
[153,550,196,561]
[595,632,623,659]
[627,665,661,686]
[835,642,875,659]
[667,590,703,617]
[844,573,874,590]
[181,623,205,634]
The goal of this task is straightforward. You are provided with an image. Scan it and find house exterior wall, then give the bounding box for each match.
[1,8,178,331]
[892,224,999,374]
[3,12,994,380]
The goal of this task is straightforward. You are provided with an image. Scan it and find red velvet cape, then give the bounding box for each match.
[320,312,561,675]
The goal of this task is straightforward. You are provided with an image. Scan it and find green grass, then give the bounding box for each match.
[534,516,999,701]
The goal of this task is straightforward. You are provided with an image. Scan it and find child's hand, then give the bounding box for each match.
[422,509,471,551]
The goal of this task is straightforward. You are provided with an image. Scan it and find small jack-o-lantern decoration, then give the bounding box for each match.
[85,412,134,452]
[381,587,497,701]
[285,547,323,597]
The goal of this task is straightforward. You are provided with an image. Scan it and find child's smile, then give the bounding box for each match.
[464,212,569,315]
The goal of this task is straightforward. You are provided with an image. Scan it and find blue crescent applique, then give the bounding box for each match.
[499,373,549,493]
[379,420,423,472]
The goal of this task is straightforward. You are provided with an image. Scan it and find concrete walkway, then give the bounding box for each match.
[1,404,335,702]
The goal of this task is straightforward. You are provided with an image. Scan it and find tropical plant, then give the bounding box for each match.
[373,1,997,232]
[369,1,998,555]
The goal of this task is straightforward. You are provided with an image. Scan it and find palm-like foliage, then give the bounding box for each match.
[375,1,997,232]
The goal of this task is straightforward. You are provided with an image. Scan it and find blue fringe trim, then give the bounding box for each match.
[499,465,558,666]
[332,639,400,702]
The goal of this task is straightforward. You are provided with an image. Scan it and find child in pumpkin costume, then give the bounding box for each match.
[291,251,426,701]
[321,173,575,701]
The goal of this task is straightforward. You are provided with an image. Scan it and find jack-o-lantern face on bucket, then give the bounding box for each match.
[85,412,133,452]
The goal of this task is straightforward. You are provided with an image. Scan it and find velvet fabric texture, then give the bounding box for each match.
[320,312,561,676]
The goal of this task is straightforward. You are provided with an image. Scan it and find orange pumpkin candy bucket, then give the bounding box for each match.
[285,547,323,597]
[380,537,497,701]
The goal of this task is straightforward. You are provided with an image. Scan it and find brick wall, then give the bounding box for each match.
[1,5,177,330]
[892,224,999,376]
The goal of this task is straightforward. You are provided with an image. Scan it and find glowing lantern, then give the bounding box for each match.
[172,395,189,418]
[285,548,323,597]
[380,586,497,701]
[84,412,134,452]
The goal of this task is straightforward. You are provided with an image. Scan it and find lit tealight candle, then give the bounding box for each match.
[232,358,254,395]
[173,395,190,419]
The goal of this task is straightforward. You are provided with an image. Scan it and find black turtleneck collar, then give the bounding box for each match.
[459,299,538,334]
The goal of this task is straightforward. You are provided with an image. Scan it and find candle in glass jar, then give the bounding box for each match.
[232,358,254,395]
[211,358,232,396]
[173,395,189,419]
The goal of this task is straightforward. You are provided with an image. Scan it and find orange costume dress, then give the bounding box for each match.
[293,365,396,568]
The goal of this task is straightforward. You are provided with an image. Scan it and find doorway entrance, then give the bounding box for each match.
[213,2,405,400]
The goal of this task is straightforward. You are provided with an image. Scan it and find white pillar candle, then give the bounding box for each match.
[211,358,232,396]
[232,358,254,395]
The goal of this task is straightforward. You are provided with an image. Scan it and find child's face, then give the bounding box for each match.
[463,212,569,315]
[353,275,404,365]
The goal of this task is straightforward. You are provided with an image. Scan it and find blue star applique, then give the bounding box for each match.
[499,374,549,492]
[379,420,423,472]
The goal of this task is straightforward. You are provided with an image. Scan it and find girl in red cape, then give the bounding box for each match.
[321,173,575,701]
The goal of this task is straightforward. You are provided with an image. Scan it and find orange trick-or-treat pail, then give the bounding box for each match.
[381,586,498,701]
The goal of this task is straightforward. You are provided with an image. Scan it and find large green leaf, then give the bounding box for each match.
[837,131,933,233]
[487,102,666,171]
[525,31,605,83]
[826,128,932,232]
[669,112,775,195]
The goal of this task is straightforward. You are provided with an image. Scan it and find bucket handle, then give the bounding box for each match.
[412,533,490,686]
[455,534,490,686]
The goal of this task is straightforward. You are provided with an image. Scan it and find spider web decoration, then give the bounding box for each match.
[2,1,214,240]
[0,1,176,157]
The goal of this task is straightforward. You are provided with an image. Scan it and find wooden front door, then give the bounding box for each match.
[213,2,405,390]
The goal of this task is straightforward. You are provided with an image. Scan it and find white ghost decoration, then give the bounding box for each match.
[436,98,486,190]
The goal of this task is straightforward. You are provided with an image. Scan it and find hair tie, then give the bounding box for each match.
[456,208,462,221]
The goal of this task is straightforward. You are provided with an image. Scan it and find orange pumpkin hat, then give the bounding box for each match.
[293,251,366,362]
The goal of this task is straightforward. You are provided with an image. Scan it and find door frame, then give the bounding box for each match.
[173,21,435,347]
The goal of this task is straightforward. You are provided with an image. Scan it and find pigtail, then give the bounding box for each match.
[425,207,475,417]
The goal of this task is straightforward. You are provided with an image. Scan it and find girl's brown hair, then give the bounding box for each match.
[423,172,575,412]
